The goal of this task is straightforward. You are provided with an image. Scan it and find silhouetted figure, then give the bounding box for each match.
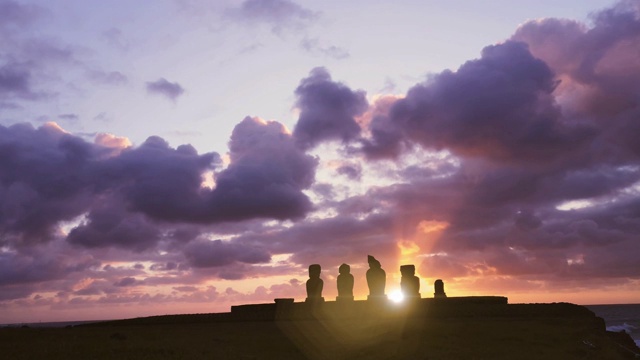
[305,264,324,302]
[336,263,354,301]
[366,255,386,299]
[434,279,447,298]
[400,264,420,298]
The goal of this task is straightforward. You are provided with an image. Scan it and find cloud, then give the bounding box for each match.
[226,0,318,34]
[87,70,128,86]
[293,67,368,150]
[67,200,161,252]
[57,113,79,122]
[0,2,82,107]
[336,164,362,181]
[209,116,318,221]
[511,2,640,159]
[0,62,41,100]
[146,78,185,101]
[0,1,45,33]
[300,37,349,59]
[362,41,593,162]
[101,27,129,51]
[98,136,218,222]
[184,239,270,268]
[0,119,318,251]
[113,277,137,287]
[0,122,100,245]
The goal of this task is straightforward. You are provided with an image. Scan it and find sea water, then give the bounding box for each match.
[586,304,640,347]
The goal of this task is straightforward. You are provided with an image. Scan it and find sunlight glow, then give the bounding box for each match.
[398,240,420,256]
[389,290,405,304]
[200,170,216,189]
[567,254,585,265]
[58,212,89,236]
[417,220,449,234]
[556,199,592,211]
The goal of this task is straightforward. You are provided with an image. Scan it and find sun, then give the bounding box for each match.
[389,290,405,304]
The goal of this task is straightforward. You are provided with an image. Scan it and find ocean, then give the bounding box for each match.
[586,304,640,347]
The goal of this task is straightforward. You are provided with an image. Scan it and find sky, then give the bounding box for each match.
[1,0,639,324]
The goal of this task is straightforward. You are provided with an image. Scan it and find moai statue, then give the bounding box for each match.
[336,263,354,301]
[305,264,324,302]
[400,264,420,298]
[366,255,386,299]
[434,279,447,298]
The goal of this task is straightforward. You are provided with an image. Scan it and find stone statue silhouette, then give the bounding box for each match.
[305,264,324,302]
[400,264,420,298]
[336,263,354,301]
[366,255,386,299]
[434,279,447,298]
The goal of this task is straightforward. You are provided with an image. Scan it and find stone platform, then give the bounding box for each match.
[230,296,512,321]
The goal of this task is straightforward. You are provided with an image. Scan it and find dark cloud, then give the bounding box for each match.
[0,119,318,251]
[0,62,42,100]
[113,277,137,287]
[99,136,218,222]
[511,2,640,161]
[227,0,318,34]
[208,116,317,221]
[336,163,362,181]
[0,242,99,301]
[184,239,270,268]
[293,67,368,150]
[235,212,399,270]
[363,41,592,162]
[0,122,99,245]
[146,78,185,101]
[66,201,161,252]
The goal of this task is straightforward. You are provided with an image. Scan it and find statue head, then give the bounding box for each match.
[367,255,381,269]
[339,263,350,275]
[309,264,321,278]
[400,264,415,276]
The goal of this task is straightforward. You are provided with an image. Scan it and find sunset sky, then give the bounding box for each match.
[2,0,639,324]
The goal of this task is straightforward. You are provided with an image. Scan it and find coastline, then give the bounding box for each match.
[586,304,640,348]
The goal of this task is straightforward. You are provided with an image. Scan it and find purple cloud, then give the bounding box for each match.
[0,62,42,100]
[0,123,100,245]
[184,239,270,268]
[0,1,44,32]
[88,70,128,86]
[113,277,137,287]
[227,0,318,33]
[362,41,593,162]
[208,116,318,221]
[66,201,161,252]
[0,118,318,252]
[293,67,368,150]
[336,163,362,181]
[146,78,185,101]
[300,37,349,59]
